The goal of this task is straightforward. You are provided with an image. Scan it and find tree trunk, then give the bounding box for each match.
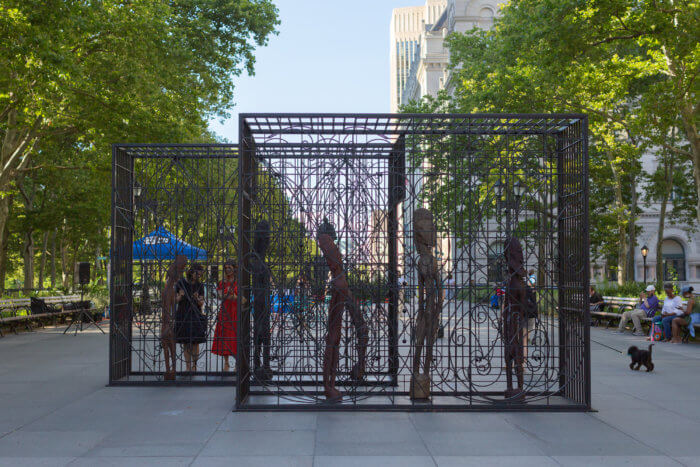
[690,145,700,225]
[0,108,41,238]
[93,245,100,282]
[0,195,12,294]
[50,228,57,289]
[37,231,49,289]
[656,207,667,286]
[60,235,70,289]
[601,147,628,285]
[656,159,674,284]
[22,229,34,294]
[617,224,628,285]
[663,49,700,225]
[70,242,78,292]
[627,179,637,281]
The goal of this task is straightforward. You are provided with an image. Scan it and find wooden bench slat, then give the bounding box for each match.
[1,295,102,336]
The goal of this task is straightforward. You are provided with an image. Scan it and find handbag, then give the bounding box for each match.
[649,322,663,342]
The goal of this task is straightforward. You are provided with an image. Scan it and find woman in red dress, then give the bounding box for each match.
[212,260,238,371]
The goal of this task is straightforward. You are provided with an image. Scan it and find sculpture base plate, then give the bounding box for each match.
[409,373,431,400]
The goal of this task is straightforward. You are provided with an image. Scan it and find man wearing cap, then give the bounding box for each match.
[659,283,684,341]
[617,285,659,336]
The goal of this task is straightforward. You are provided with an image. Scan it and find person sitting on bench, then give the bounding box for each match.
[617,285,658,336]
[671,286,700,343]
[659,283,683,342]
[589,286,604,312]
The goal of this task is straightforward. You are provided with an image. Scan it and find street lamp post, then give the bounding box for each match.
[513,180,526,228]
[641,245,649,283]
[495,179,526,239]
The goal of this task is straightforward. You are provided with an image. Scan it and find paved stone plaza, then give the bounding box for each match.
[1,324,699,466]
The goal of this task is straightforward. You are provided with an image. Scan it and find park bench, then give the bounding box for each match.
[682,322,700,343]
[0,298,32,334]
[590,296,644,328]
[592,295,700,340]
[0,294,103,337]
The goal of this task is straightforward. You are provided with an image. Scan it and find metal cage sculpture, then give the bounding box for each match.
[237,114,590,411]
[110,144,238,385]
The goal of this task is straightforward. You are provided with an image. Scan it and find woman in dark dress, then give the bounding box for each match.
[175,263,207,372]
[212,260,238,371]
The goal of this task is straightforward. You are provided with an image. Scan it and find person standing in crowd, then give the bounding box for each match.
[528,269,536,287]
[671,286,700,344]
[659,283,683,342]
[445,273,456,300]
[617,285,658,336]
[398,274,408,312]
[212,260,238,371]
[175,263,207,373]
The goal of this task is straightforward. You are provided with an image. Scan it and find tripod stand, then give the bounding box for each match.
[64,284,105,335]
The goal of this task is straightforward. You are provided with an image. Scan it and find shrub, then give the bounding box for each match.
[592,281,678,299]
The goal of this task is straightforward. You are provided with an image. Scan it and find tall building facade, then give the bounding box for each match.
[391,0,502,287]
[389,1,447,113]
[397,0,500,108]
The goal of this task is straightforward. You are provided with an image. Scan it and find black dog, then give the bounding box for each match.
[628,344,654,372]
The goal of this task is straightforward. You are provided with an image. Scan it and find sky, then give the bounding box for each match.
[208,0,425,142]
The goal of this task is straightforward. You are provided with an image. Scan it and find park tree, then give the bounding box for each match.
[482,0,698,280]
[414,28,646,284]
[403,0,698,284]
[0,0,280,291]
[558,0,699,224]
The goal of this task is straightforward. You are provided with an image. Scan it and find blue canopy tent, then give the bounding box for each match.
[132,227,207,261]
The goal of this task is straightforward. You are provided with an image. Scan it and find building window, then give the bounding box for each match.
[479,7,495,28]
[487,242,504,284]
[662,238,686,281]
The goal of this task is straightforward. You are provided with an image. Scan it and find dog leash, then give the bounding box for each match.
[590,337,624,354]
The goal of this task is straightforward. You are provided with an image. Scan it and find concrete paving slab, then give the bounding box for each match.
[0,430,107,458]
[220,412,317,431]
[434,456,559,466]
[0,325,699,465]
[199,430,316,457]
[193,456,313,467]
[421,429,547,456]
[315,412,429,456]
[84,443,205,458]
[591,409,700,456]
[314,456,435,466]
[68,457,193,466]
[410,412,512,432]
[552,456,683,466]
[0,458,75,467]
[503,412,659,456]
[675,457,700,466]
[314,426,429,456]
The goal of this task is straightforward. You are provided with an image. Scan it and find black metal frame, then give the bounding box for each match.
[236,113,590,411]
[110,144,238,385]
[109,115,590,410]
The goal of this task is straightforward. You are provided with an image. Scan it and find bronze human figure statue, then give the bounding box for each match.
[161,255,187,381]
[317,218,368,402]
[252,220,273,381]
[503,237,526,400]
[411,208,443,399]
